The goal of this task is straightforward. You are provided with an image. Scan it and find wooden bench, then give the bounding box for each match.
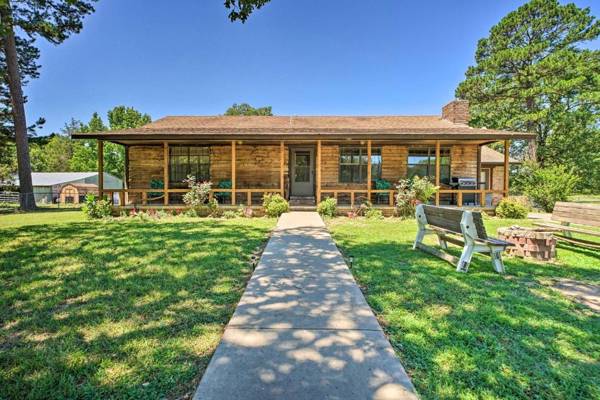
[413,204,514,273]
[533,202,600,250]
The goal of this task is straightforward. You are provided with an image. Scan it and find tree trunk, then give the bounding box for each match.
[1,4,36,210]
[525,96,539,163]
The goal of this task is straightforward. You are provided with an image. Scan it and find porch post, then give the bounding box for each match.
[231,140,236,205]
[316,140,322,203]
[124,145,129,205]
[503,140,509,197]
[163,142,169,205]
[280,141,284,196]
[435,140,440,206]
[367,140,372,202]
[98,139,104,200]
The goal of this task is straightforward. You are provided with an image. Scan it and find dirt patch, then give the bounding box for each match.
[551,279,600,313]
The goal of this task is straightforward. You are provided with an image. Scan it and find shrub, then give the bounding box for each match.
[82,194,112,219]
[495,198,529,219]
[222,210,238,219]
[183,175,212,209]
[317,198,337,217]
[412,176,439,203]
[207,198,220,217]
[395,177,439,219]
[262,193,289,217]
[156,209,170,219]
[365,208,384,219]
[514,162,580,212]
[184,208,198,218]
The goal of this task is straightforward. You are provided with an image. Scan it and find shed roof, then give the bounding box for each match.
[12,172,121,187]
[481,146,520,164]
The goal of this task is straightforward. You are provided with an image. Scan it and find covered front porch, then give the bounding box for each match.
[95,138,512,212]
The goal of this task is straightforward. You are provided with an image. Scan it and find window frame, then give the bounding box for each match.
[339,146,382,183]
[407,147,451,184]
[168,145,210,187]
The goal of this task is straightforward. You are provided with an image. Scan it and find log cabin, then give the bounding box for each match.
[72,100,534,213]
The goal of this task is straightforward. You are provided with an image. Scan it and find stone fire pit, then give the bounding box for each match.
[497,226,557,261]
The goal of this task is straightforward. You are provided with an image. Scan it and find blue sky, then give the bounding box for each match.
[25,0,599,136]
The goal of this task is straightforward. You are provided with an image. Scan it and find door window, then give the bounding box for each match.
[294,152,311,182]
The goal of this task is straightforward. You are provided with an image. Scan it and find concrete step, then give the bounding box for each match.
[289,196,316,206]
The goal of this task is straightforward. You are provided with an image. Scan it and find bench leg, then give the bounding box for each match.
[490,249,506,274]
[436,234,448,250]
[413,227,426,250]
[456,243,474,273]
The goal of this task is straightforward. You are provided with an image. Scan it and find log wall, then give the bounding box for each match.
[450,144,478,178]
[127,143,479,192]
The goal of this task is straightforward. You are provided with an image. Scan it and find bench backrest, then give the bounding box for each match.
[552,202,600,228]
[418,205,488,239]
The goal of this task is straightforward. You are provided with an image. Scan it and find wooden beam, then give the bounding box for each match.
[124,145,129,205]
[435,140,441,206]
[503,140,509,196]
[163,142,169,205]
[316,140,322,203]
[367,140,372,202]
[280,141,284,196]
[98,140,104,200]
[231,140,236,205]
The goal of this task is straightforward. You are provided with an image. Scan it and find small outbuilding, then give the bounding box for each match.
[13,172,123,204]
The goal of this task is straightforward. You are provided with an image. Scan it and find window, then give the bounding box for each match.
[407,147,450,184]
[169,146,210,186]
[339,146,382,183]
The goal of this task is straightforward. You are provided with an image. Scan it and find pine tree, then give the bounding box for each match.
[0,0,96,209]
[456,0,599,189]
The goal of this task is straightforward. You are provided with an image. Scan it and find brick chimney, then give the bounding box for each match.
[442,100,469,124]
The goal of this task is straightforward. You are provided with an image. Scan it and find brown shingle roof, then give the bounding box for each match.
[72,115,535,140]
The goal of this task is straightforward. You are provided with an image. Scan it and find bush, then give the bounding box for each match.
[207,198,220,217]
[495,198,529,219]
[182,175,212,209]
[412,176,439,202]
[156,209,170,219]
[82,194,112,219]
[262,193,289,217]
[365,208,384,219]
[222,210,238,219]
[317,197,337,217]
[395,177,439,218]
[514,162,580,212]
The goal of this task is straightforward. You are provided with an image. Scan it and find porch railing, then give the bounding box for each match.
[319,188,507,208]
[102,188,284,207]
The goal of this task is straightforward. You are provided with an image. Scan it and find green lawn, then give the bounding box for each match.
[0,209,86,228]
[328,217,600,400]
[0,212,275,399]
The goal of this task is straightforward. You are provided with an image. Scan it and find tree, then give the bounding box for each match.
[0,35,44,139]
[225,103,273,116]
[107,106,151,130]
[71,107,151,178]
[456,0,600,190]
[224,0,270,22]
[0,0,96,210]
[41,134,72,171]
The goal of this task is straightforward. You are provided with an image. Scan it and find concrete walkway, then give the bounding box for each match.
[194,212,418,400]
